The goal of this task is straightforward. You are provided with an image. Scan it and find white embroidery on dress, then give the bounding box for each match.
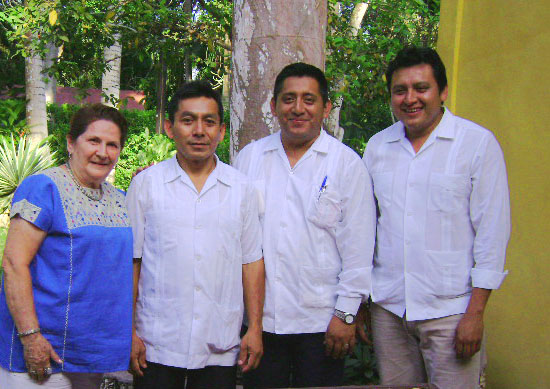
[41,167,130,229]
[10,199,41,223]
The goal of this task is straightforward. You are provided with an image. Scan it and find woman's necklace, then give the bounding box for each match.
[66,162,103,201]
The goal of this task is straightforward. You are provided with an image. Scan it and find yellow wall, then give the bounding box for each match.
[438,1,550,387]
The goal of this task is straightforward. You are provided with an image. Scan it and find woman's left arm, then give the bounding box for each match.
[2,216,62,380]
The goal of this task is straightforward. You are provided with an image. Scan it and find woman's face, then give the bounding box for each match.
[66,119,122,188]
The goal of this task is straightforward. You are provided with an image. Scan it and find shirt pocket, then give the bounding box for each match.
[372,172,393,210]
[306,187,342,230]
[299,265,339,308]
[427,173,471,214]
[425,249,473,298]
[207,304,241,353]
[136,296,183,352]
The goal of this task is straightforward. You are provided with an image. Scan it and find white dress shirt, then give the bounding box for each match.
[363,108,510,321]
[234,130,375,334]
[126,156,262,369]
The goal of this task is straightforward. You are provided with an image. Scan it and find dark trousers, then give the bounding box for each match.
[243,331,345,388]
[134,361,237,389]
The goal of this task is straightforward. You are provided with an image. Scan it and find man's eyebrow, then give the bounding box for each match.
[178,111,198,118]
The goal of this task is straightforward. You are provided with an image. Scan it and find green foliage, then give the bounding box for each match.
[344,342,379,385]
[114,128,176,191]
[0,98,27,138]
[0,135,56,214]
[327,0,440,151]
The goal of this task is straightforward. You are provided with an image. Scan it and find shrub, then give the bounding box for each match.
[0,136,57,214]
[0,99,27,138]
[115,129,176,191]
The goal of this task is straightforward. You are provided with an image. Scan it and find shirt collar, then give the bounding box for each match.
[164,154,232,187]
[266,129,330,154]
[384,107,455,143]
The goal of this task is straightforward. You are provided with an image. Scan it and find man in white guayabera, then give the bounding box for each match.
[127,81,265,389]
[235,62,376,388]
[361,46,510,389]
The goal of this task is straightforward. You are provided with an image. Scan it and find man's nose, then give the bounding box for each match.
[404,89,417,104]
[193,121,206,134]
[292,98,305,114]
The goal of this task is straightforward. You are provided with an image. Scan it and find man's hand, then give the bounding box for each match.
[454,312,484,359]
[355,303,372,345]
[325,316,356,359]
[130,332,148,376]
[22,333,62,382]
[132,163,155,178]
[238,327,263,373]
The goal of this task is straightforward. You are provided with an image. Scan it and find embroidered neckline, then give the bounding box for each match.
[65,163,103,201]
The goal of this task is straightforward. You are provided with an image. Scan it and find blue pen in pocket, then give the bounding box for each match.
[318,175,327,200]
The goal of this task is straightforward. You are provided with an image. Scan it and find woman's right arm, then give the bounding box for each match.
[2,216,62,381]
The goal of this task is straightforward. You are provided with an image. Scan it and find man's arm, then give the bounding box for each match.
[455,133,510,358]
[126,174,148,376]
[130,259,147,376]
[325,155,376,359]
[454,287,491,358]
[238,258,265,372]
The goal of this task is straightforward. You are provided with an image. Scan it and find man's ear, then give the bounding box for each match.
[440,85,449,103]
[323,100,333,119]
[270,98,277,116]
[164,119,174,139]
[219,123,226,142]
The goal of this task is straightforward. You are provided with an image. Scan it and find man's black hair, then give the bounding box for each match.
[273,62,329,104]
[385,46,448,93]
[167,81,224,123]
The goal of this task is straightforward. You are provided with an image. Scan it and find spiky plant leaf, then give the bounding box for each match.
[0,136,56,214]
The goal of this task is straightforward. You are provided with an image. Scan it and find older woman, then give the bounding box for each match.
[0,104,133,389]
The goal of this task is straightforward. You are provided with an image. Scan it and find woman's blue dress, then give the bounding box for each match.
[0,166,133,373]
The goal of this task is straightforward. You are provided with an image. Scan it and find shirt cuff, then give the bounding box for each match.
[242,250,263,265]
[471,268,509,289]
[335,296,362,315]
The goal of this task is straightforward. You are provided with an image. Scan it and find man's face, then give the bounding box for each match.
[165,97,225,163]
[271,76,332,146]
[390,63,448,137]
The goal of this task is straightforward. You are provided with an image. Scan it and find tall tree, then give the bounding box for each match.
[24,38,47,143]
[230,0,328,159]
[101,32,122,107]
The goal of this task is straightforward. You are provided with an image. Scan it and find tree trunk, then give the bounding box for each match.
[102,32,122,107]
[221,33,231,108]
[25,45,48,144]
[44,43,58,105]
[326,2,369,141]
[155,51,168,134]
[183,0,193,83]
[230,0,328,160]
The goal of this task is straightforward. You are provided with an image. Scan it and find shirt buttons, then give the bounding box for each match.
[197,198,202,204]
[195,286,200,292]
[196,255,201,261]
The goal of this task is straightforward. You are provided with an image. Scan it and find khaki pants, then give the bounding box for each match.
[0,367,103,389]
[371,303,486,389]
